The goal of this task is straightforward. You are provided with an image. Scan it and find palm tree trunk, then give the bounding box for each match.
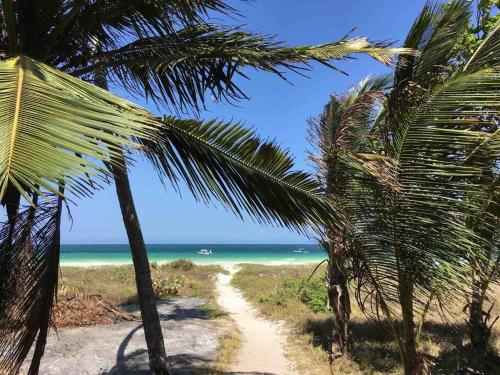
[326,237,352,358]
[468,276,491,357]
[92,70,170,374]
[110,151,170,375]
[398,276,429,375]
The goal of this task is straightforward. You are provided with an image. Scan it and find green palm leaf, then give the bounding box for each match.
[76,24,415,109]
[351,14,500,314]
[141,116,338,230]
[308,75,395,193]
[0,56,157,202]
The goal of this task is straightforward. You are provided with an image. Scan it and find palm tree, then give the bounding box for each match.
[463,156,499,358]
[445,0,500,357]
[307,75,391,357]
[0,1,413,374]
[341,2,499,374]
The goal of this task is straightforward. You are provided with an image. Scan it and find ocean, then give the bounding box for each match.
[60,244,325,266]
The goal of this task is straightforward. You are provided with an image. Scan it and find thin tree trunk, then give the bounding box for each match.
[326,236,352,358]
[93,70,170,374]
[110,152,170,375]
[398,276,429,375]
[468,276,491,357]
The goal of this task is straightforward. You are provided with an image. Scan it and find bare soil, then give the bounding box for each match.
[22,297,226,375]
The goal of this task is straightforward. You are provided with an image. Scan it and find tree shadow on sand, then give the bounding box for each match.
[302,316,500,374]
[100,324,278,375]
[121,298,210,322]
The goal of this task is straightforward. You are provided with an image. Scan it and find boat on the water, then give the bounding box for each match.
[197,249,212,255]
[293,248,309,254]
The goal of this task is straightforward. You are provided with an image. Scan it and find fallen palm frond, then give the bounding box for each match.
[52,295,138,328]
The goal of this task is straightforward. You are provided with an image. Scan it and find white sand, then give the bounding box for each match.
[217,265,298,375]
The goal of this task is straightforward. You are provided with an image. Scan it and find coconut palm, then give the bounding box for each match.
[342,2,499,374]
[0,1,413,374]
[445,0,500,357]
[307,75,391,357]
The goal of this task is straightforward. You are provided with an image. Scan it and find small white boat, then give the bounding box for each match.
[293,248,310,254]
[197,249,212,255]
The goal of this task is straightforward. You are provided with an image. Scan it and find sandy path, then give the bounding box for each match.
[217,266,298,375]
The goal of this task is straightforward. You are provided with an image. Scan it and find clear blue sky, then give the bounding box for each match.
[61,0,427,244]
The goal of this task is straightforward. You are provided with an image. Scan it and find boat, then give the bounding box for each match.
[197,249,212,255]
[293,248,310,254]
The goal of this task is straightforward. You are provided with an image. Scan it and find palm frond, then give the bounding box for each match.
[0,55,158,202]
[75,24,415,110]
[388,0,472,149]
[45,0,245,55]
[463,19,500,71]
[0,194,63,375]
[308,75,396,193]
[140,116,338,231]
[350,26,500,314]
[413,0,471,80]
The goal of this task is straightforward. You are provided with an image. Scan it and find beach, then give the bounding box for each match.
[29,259,500,374]
[59,244,326,267]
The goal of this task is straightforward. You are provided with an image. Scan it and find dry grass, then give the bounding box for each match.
[204,322,242,374]
[232,264,500,375]
[59,261,224,305]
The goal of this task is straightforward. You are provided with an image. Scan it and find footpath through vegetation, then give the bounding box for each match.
[216,265,298,374]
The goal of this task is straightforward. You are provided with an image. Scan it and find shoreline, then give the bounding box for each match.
[60,259,323,267]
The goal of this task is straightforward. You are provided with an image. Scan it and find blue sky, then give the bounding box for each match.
[61,0,428,244]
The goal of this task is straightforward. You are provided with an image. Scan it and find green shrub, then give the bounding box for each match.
[169,259,195,270]
[274,290,287,306]
[256,275,329,313]
[298,276,329,313]
[153,275,186,298]
[258,294,274,304]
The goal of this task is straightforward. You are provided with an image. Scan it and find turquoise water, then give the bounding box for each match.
[60,244,325,265]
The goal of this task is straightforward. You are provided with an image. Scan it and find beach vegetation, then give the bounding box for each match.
[153,275,186,298]
[168,259,196,271]
[58,265,220,307]
[307,1,499,373]
[307,74,389,356]
[193,326,242,374]
[233,264,500,375]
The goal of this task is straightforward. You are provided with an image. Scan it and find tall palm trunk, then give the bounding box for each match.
[326,235,352,358]
[93,73,170,375]
[110,153,170,375]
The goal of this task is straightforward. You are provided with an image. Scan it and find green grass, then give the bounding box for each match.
[232,264,500,375]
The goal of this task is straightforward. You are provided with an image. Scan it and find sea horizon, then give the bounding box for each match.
[60,243,326,266]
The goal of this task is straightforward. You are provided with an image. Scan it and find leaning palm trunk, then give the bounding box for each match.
[325,234,352,357]
[93,71,170,375]
[110,152,170,375]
